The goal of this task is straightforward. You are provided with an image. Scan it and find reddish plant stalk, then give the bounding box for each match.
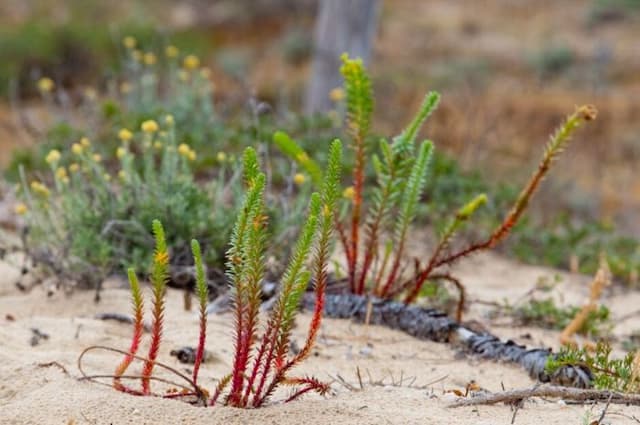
[251,311,284,407]
[210,373,232,407]
[192,305,207,387]
[191,239,209,388]
[349,135,366,294]
[113,317,143,392]
[429,273,466,322]
[114,271,144,392]
[253,284,327,408]
[228,295,248,406]
[141,300,163,394]
[242,323,276,406]
[399,237,448,303]
[356,189,394,296]
[289,240,329,366]
[379,234,410,298]
[404,105,597,304]
[283,377,331,403]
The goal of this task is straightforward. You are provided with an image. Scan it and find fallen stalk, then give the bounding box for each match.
[447,384,640,408]
[306,293,593,388]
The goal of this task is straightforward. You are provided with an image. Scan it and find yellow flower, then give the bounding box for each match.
[80,137,91,148]
[122,36,137,49]
[72,143,83,155]
[216,152,227,163]
[55,167,67,180]
[342,186,355,200]
[188,150,196,161]
[61,176,70,184]
[45,149,61,165]
[103,173,111,182]
[120,82,132,94]
[154,250,169,266]
[154,141,163,150]
[116,147,127,159]
[84,87,97,100]
[143,52,157,66]
[178,70,190,82]
[14,203,28,215]
[293,173,306,185]
[165,115,174,126]
[165,45,179,58]
[178,143,191,157]
[30,181,50,197]
[118,128,133,142]
[329,87,345,102]
[69,163,80,173]
[141,120,158,133]
[93,154,102,162]
[118,170,127,180]
[37,77,55,93]
[183,55,200,70]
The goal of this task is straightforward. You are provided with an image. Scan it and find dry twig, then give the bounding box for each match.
[448,385,640,408]
[559,260,611,348]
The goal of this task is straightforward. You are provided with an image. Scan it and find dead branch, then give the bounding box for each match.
[448,384,640,408]
[559,260,611,348]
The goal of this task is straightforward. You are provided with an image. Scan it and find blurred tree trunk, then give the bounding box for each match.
[305,0,380,115]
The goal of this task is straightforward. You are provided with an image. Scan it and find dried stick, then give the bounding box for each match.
[448,384,640,408]
[559,260,610,348]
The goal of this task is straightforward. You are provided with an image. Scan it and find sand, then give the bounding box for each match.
[1,250,640,425]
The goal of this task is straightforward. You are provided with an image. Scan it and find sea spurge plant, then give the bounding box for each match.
[141,220,169,394]
[190,239,208,388]
[80,141,342,408]
[225,142,342,408]
[274,55,596,321]
[111,220,170,396]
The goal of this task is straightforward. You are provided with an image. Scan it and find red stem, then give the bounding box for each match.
[251,310,285,407]
[350,136,366,294]
[113,310,144,392]
[242,321,276,406]
[428,273,466,322]
[228,295,247,406]
[141,301,163,394]
[379,235,409,298]
[192,304,207,387]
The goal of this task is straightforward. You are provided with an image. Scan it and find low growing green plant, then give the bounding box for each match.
[515,298,610,335]
[546,342,640,393]
[80,142,342,406]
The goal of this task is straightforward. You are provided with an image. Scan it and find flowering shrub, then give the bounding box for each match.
[12,37,326,290]
[17,116,237,290]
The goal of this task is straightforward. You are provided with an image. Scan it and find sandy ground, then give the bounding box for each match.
[1,249,640,425]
